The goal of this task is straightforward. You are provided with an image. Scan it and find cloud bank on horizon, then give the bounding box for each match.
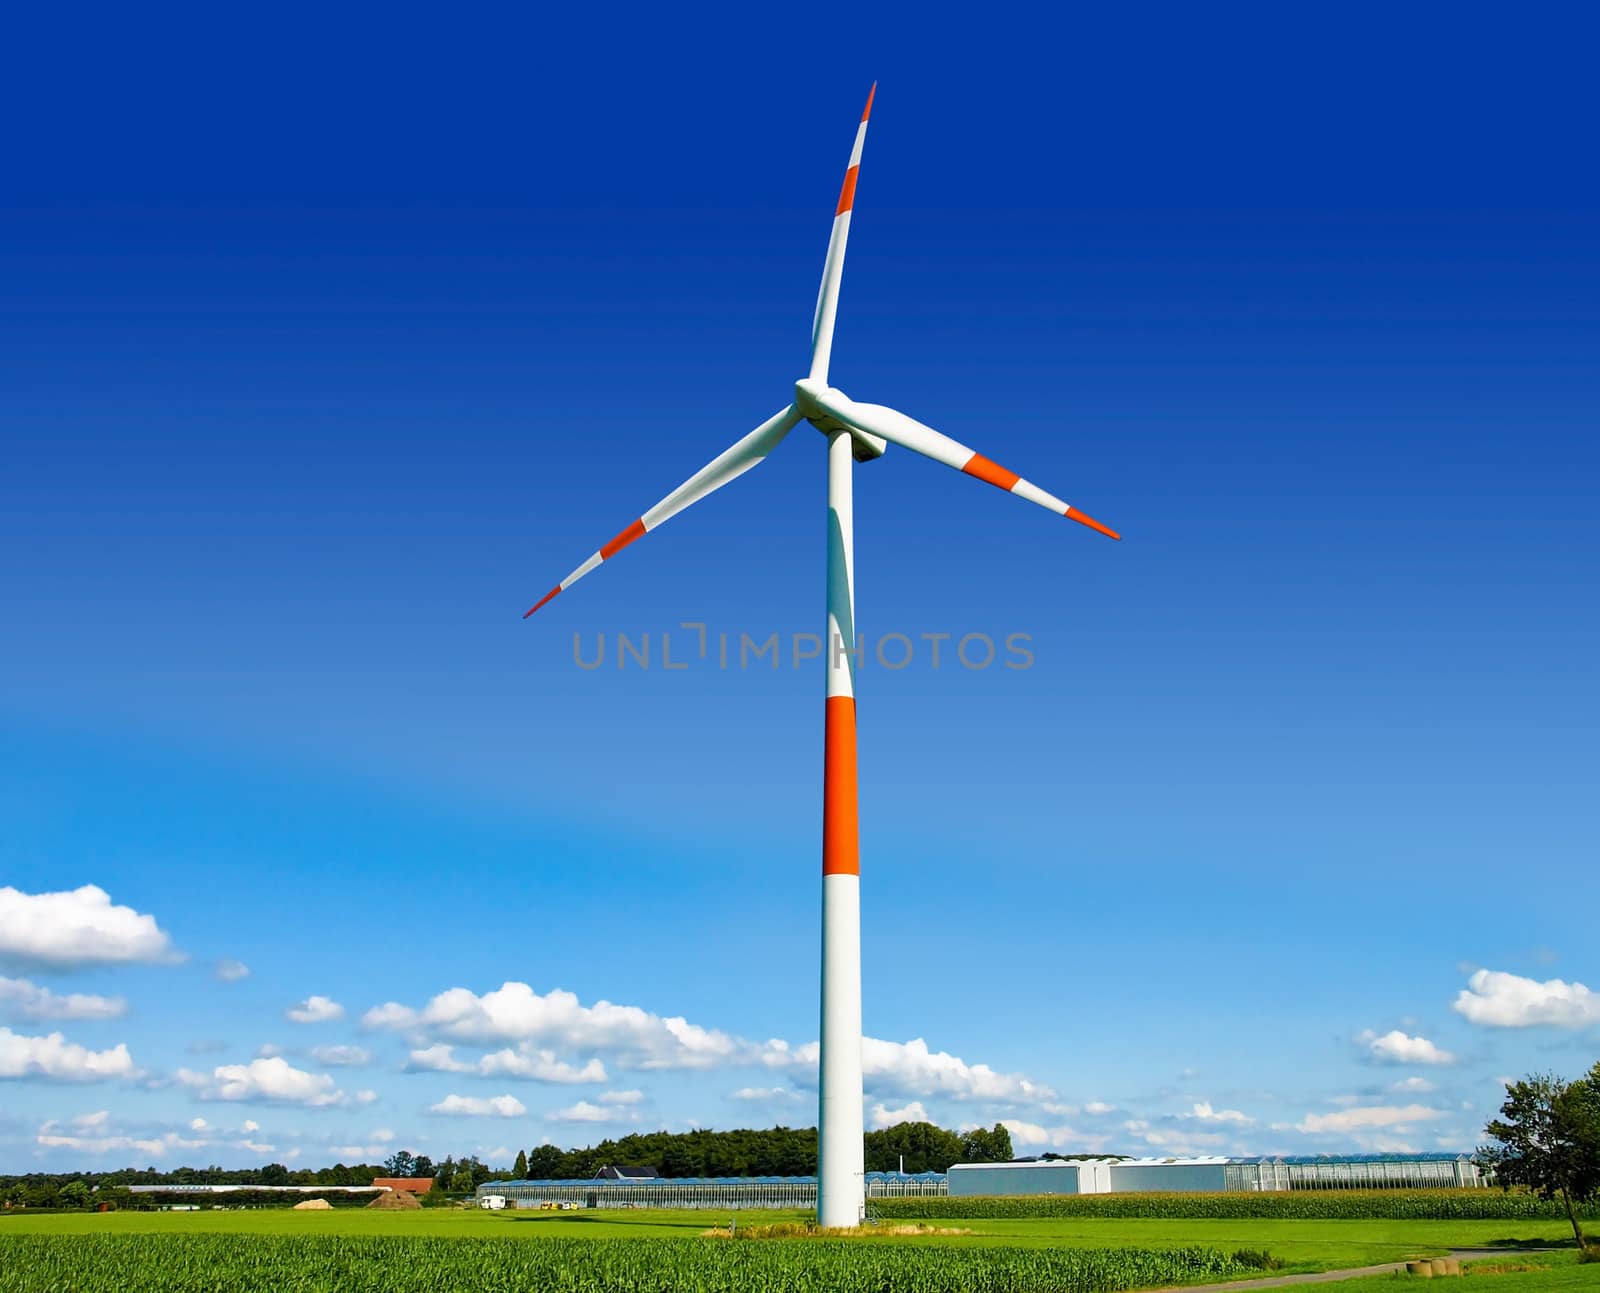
[2,882,1594,1169]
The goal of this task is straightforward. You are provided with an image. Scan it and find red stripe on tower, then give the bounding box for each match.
[822,696,860,876]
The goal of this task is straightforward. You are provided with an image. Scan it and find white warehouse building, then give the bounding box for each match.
[948,1153,1485,1195]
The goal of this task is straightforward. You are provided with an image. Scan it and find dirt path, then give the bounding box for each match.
[1147,1248,1563,1293]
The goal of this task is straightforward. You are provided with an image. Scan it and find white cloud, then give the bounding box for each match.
[310,1045,371,1068]
[1452,970,1600,1029]
[367,984,1055,1107]
[1183,1101,1252,1124]
[0,1027,137,1081]
[601,1089,643,1105]
[1296,1103,1446,1134]
[1360,1029,1457,1066]
[0,976,126,1021]
[864,1037,1054,1103]
[363,982,741,1071]
[177,1057,351,1107]
[869,1100,929,1128]
[1390,1076,1437,1094]
[190,1117,208,1131]
[780,1037,1054,1104]
[214,959,250,983]
[730,1086,799,1102]
[37,1113,205,1158]
[404,1044,473,1074]
[286,995,345,1025]
[1083,1101,1117,1116]
[430,1093,527,1118]
[546,1100,628,1124]
[1122,1117,1229,1153]
[241,1119,260,1133]
[328,1140,390,1160]
[0,885,177,967]
[403,1039,607,1084]
[477,1045,608,1085]
[1000,1118,1084,1150]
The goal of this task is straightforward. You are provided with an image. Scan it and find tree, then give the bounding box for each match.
[526,1145,566,1179]
[413,1156,435,1180]
[58,1180,92,1208]
[383,1150,418,1179]
[863,1121,964,1174]
[1480,1065,1600,1250]
[959,1123,1014,1164]
[513,1150,528,1179]
[259,1163,290,1186]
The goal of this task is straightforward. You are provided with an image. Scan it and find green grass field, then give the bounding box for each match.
[0,1206,1581,1274]
[1324,1253,1593,1292]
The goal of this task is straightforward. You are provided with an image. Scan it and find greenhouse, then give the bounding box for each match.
[479,1171,947,1210]
[1222,1153,1485,1191]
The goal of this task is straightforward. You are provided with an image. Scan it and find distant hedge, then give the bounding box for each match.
[123,1189,379,1210]
[876,1189,1600,1221]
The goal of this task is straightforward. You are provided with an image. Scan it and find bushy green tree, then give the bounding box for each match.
[1480,1063,1600,1250]
[959,1123,1014,1164]
[513,1149,528,1178]
[864,1122,964,1174]
[382,1150,418,1179]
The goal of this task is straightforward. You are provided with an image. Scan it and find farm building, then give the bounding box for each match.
[478,1171,947,1211]
[947,1153,1486,1196]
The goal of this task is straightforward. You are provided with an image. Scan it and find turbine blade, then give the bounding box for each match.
[810,388,1120,540]
[809,84,876,385]
[522,406,801,617]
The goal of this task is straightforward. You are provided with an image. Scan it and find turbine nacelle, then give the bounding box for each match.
[795,377,888,461]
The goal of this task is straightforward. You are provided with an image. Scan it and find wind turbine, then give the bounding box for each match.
[523,84,1119,1227]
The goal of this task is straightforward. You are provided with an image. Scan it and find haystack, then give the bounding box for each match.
[292,1198,333,1211]
[367,1189,422,1210]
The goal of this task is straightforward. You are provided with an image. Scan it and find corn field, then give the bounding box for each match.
[877,1189,1600,1222]
[0,1234,1251,1292]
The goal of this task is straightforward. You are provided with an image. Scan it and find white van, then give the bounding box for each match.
[479,1194,508,1210]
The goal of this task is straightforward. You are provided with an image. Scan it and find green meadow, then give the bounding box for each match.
[1,1205,1584,1288]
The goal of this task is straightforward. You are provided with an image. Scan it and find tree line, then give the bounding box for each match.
[508,1121,1015,1180]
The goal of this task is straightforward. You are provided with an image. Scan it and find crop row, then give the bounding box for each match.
[0,1234,1251,1293]
[876,1188,1600,1221]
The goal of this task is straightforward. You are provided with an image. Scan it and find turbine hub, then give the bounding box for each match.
[794,379,887,461]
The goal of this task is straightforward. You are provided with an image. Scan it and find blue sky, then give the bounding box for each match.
[2,7,1597,1170]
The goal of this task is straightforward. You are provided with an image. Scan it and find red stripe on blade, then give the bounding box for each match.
[861,82,877,122]
[523,586,561,618]
[600,518,646,560]
[962,452,1021,492]
[836,166,859,216]
[1066,507,1121,540]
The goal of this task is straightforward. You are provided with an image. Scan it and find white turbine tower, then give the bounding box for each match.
[524,85,1118,1227]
